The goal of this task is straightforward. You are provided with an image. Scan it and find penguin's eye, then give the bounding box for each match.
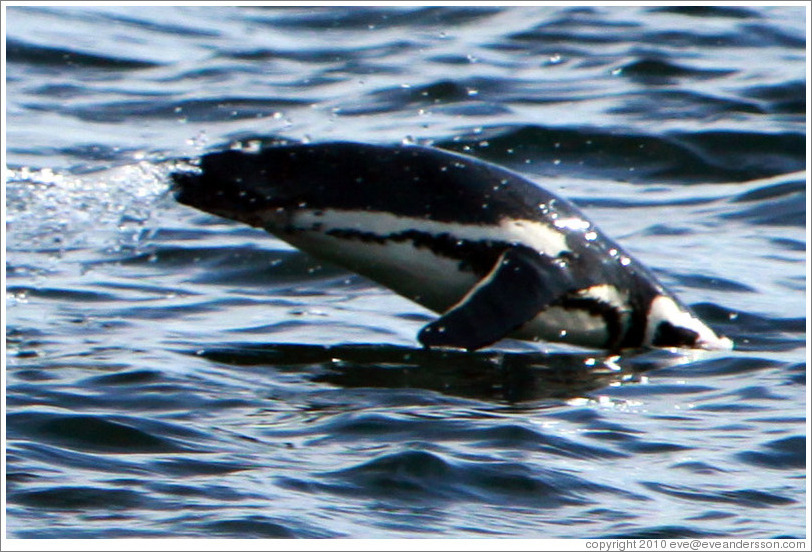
[653,321,699,347]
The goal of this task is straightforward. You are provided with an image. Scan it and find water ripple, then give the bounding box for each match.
[282,449,643,509]
[7,38,159,69]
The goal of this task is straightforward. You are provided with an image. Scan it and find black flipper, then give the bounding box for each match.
[418,247,580,351]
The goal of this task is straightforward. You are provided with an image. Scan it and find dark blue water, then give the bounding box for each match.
[4,5,807,539]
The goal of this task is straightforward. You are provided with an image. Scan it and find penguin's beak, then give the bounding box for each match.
[696,334,734,351]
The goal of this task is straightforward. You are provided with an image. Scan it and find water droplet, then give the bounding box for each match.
[185,130,208,149]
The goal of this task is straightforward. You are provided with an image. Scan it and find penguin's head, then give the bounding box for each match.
[644,295,733,350]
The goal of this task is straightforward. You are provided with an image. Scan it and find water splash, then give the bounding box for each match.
[5,160,188,267]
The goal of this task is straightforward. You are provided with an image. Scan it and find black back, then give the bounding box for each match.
[173,142,585,225]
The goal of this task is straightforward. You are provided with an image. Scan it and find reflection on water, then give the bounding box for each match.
[195,343,709,403]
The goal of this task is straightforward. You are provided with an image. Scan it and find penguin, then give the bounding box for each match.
[171,141,733,352]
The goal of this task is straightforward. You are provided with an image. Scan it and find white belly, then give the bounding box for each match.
[514,307,610,349]
[280,230,479,314]
[268,210,622,350]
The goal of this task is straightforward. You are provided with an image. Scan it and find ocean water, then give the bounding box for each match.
[4,5,808,539]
